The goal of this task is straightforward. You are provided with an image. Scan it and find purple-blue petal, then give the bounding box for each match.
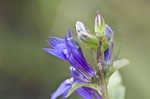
[43,48,66,59]
[46,40,56,48]
[75,87,101,99]
[104,42,113,64]
[70,66,89,82]
[105,24,113,41]
[51,78,74,99]
[65,39,95,77]
[67,29,72,38]
[92,90,101,99]
[62,89,69,99]
[49,37,64,43]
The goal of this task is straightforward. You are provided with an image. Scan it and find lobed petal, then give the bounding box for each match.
[49,37,64,43]
[43,48,66,59]
[51,78,74,99]
[46,40,56,48]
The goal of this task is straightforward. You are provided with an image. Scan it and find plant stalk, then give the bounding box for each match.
[97,41,109,99]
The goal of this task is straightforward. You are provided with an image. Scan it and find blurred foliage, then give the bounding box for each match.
[0,0,150,99]
[108,71,126,99]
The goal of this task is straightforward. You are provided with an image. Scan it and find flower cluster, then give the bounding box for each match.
[43,12,128,99]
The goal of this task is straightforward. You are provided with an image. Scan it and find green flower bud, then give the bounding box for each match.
[95,12,105,39]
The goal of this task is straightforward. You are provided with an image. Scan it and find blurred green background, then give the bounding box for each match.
[0,0,150,99]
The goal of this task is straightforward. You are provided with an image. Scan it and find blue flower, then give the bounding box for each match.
[43,30,100,99]
[104,25,114,64]
[43,29,95,77]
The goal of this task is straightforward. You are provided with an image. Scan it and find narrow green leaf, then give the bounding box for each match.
[65,82,82,98]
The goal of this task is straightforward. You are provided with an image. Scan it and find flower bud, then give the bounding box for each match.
[95,12,105,38]
[75,21,98,48]
[76,21,91,41]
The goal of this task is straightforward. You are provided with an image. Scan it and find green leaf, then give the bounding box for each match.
[108,71,126,99]
[113,58,130,70]
[65,82,100,98]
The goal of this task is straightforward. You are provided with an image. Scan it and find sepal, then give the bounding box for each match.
[65,82,100,98]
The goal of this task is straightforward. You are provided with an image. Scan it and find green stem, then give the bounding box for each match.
[96,41,109,99]
[97,63,109,99]
[101,71,109,99]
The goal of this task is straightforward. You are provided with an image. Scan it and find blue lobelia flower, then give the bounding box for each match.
[104,24,114,64]
[43,30,100,99]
